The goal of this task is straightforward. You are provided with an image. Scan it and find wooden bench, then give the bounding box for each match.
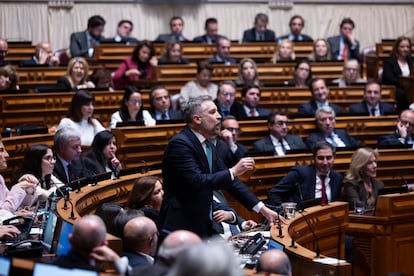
[92,42,314,70]
[5,44,36,64]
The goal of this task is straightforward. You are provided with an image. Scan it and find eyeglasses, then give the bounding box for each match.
[345,68,359,72]
[129,99,142,105]
[274,121,289,126]
[399,119,413,127]
[226,127,240,133]
[297,67,310,72]
[221,92,235,98]
[43,156,56,162]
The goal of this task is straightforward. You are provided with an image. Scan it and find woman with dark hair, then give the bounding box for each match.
[57,90,105,146]
[286,60,312,87]
[56,57,95,91]
[83,130,121,178]
[110,86,155,128]
[158,40,189,64]
[14,144,64,202]
[382,36,413,111]
[0,65,19,91]
[126,176,163,226]
[112,40,158,89]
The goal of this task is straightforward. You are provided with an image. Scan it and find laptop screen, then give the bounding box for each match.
[42,212,58,249]
[33,263,98,276]
[267,238,285,251]
[0,257,11,276]
[55,220,73,256]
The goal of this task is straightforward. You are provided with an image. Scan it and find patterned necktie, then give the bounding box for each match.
[320,175,327,206]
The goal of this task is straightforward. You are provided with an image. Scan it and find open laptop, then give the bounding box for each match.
[41,212,58,252]
[0,256,11,276]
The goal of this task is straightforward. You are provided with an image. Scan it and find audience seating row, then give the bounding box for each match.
[0,86,395,130]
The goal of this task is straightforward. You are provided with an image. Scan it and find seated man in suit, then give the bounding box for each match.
[206,37,237,65]
[349,81,395,116]
[52,128,86,186]
[268,141,343,207]
[213,80,244,118]
[298,78,342,116]
[331,59,366,87]
[253,112,307,155]
[212,190,257,239]
[123,216,158,268]
[306,106,359,149]
[219,116,248,165]
[193,18,224,44]
[327,17,360,62]
[155,16,188,42]
[378,109,414,147]
[19,41,60,67]
[277,15,313,42]
[149,85,183,121]
[70,15,106,58]
[54,215,128,273]
[238,84,271,120]
[242,13,276,42]
[105,20,138,45]
[0,38,10,66]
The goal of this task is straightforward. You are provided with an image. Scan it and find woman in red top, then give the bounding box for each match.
[112,40,158,89]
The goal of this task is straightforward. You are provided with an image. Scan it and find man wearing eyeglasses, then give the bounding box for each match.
[332,59,365,87]
[378,109,414,147]
[213,80,244,118]
[0,38,10,66]
[253,112,306,155]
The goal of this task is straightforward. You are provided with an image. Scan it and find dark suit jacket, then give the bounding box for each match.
[192,34,224,44]
[159,126,259,237]
[242,28,276,42]
[155,34,189,42]
[382,57,414,88]
[0,60,11,66]
[305,129,359,149]
[213,99,245,119]
[212,190,245,235]
[253,135,307,154]
[56,76,75,92]
[101,36,139,45]
[344,179,384,210]
[234,105,271,120]
[377,132,414,147]
[82,149,118,178]
[327,35,360,62]
[52,157,85,186]
[131,259,169,276]
[54,250,102,272]
[150,109,183,121]
[277,33,313,42]
[206,54,237,65]
[19,58,40,66]
[124,250,152,268]
[268,165,343,207]
[348,101,395,115]
[70,31,102,58]
[215,139,247,168]
[298,101,342,116]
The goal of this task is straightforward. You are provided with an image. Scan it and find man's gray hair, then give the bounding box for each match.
[54,127,81,151]
[183,95,213,124]
[315,105,335,120]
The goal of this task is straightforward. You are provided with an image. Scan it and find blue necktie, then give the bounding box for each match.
[329,135,338,147]
[205,141,213,173]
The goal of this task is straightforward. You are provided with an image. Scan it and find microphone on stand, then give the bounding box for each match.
[66,199,76,220]
[289,226,298,248]
[298,211,320,258]
[295,182,305,212]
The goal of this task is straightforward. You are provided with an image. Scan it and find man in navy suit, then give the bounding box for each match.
[149,85,183,121]
[206,37,237,65]
[155,16,188,42]
[298,78,342,116]
[159,95,285,238]
[349,81,395,116]
[70,15,106,58]
[327,17,360,62]
[19,42,60,67]
[242,13,276,42]
[238,84,271,120]
[253,112,307,155]
[306,106,359,149]
[193,18,224,44]
[213,80,244,118]
[123,216,158,268]
[277,15,313,42]
[104,20,138,45]
[378,109,414,147]
[268,141,343,207]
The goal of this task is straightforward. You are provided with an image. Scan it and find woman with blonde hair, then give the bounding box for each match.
[344,147,384,211]
[236,58,262,87]
[158,40,189,64]
[56,57,95,91]
[271,39,295,64]
[308,39,332,61]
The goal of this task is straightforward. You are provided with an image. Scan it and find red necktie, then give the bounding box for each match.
[341,44,348,60]
[249,109,255,117]
[320,175,327,206]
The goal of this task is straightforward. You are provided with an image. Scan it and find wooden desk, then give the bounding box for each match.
[347,192,414,276]
[400,76,414,103]
[270,202,351,276]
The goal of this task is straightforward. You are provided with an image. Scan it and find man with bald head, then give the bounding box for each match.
[0,38,10,66]
[131,230,201,276]
[54,215,117,271]
[256,249,292,276]
[123,216,158,268]
[20,41,60,66]
[378,109,414,147]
